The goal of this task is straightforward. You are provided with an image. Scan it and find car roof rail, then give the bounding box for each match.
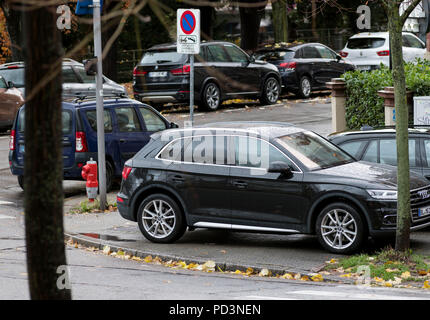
[360,125,374,131]
[0,61,24,67]
[64,92,129,103]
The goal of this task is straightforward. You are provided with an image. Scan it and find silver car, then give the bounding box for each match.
[0,58,126,97]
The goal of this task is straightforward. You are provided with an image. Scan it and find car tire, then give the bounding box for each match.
[316,202,365,254]
[297,76,312,98]
[200,82,221,111]
[137,193,186,243]
[105,161,115,192]
[17,175,24,190]
[260,77,280,105]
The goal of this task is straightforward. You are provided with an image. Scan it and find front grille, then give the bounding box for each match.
[410,186,430,223]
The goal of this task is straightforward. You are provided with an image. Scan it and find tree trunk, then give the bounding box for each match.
[387,2,411,252]
[311,0,318,41]
[272,0,288,43]
[23,2,71,299]
[239,0,267,52]
[198,2,214,40]
[102,0,119,82]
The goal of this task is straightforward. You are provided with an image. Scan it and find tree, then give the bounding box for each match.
[272,0,288,42]
[239,0,268,51]
[23,1,71,299]
[383,0,423,251]
[0,0,23,61]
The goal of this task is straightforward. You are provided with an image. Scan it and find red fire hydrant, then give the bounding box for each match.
[81,158,98,202]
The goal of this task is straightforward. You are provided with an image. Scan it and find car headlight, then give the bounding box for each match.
[366,189,397,200]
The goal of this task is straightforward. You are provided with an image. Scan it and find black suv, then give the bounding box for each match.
[117,122,430,254]
[254,43,355,98]
[329,127,430,180]
[133,41,281,111]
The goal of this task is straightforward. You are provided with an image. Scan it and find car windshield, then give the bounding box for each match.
[140,50,185,64]
[276,131,354,171]
[346,38,386,49]
[256,50,295,61]
[0,67,25,87]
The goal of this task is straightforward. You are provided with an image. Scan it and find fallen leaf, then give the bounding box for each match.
[144,255,153,263]
[386,268,399,273]
[246,267,254,275]
[311,274,324,282]
[418,270,428,276]
[300,275,310,281]
[258,269,271,277]
[423,280,430,289]
[340,273,352,278]
[281,273,294,280]
[374,277,384,283]
[102,245,111,255]
[401,271,411,279]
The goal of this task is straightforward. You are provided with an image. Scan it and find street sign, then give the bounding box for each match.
[177,9,200,54]
[75,0,103,15]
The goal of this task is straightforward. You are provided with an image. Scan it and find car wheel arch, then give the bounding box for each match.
[306,192,371,235]
[131,184,189,224]
[260,72,281,93]
[200,77,224,102]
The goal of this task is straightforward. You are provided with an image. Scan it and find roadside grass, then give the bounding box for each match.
[70,199,117,214]
[324,247,430,288]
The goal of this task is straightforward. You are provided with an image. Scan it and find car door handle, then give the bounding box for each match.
[171,175,184,183]
[120,139,126,143]
[232,181,248,188]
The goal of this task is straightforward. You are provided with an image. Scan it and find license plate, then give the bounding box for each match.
[357,65,371,71]
[418,206,430,218]
[148,71,167,78]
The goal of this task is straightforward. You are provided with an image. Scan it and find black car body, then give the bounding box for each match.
[117,122,430,254]
[133,41,281,111]
[329,127,430,180]
[254,43,355,98]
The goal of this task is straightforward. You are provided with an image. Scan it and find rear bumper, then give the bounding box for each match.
[134,90,190,104]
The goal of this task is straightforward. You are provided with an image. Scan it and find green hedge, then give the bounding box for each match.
[343,59,430,129]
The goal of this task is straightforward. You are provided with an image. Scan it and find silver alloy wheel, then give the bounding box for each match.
[301,78,311,97]
[265,78,279,103]
[320,209,357,250]
[141,199,176,239]
[205,84,220,109]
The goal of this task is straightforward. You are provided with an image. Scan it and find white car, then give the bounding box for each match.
[339,32,426,71]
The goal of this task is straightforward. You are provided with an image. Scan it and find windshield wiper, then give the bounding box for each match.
[156,60,172,64]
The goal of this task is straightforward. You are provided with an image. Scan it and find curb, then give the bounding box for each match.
[65,232,355,285]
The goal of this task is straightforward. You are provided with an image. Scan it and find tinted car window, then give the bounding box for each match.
[403,34,425,48]
[85,110,113,133]
[277,131,353,170]
[424,140,430,167]
[380,139,416,166]
[140,50,186,64]
[233,136,298,170]
[207,45,230,62]
[114,107,142,132]
[62,66,80,83]
[256,50,295,61]
[223,44,249,63]
[339,140,366,158]
[0,67,24,87]
[302,46,321,59]
[346,38,385,49]
[139,107,166,132]
[362,140,378,162]
[18,109,72,134]
[75,66,96,84]
[315,46,336,59]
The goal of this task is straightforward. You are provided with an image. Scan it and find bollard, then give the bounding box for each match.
[81,158,98,202]
[377,87,414,127]
[326,78,347,133]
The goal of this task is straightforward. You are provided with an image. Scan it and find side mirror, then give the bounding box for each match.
[336,54,342,61]
[268,161,293,177]
[83,58,98,76]
[7,81,15,88]
[169,122,179,129]
[249,55,256,63]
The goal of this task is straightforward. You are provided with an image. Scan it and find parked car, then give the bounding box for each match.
[339,32,426,71]
[254,43,355,98]
[116,122,430,254]
[132,41,281,111]
[0,58,126,97]
[329,127,430,180]
[0,75,24,131]
[9,96,177,190]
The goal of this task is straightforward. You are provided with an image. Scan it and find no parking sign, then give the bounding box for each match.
[177,9,200,54]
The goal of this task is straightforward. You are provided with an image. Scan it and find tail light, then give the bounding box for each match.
[75,131,88,152]
[122,166,132,180]
[171,65,190,75]
[7,65,19,69]
[279,62,296,70]
[9,130,15,151]
[133,67,147,76]
[339,51,348,58]
[377,50,390,56]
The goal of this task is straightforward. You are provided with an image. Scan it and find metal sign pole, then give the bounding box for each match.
[190,54,194,124]
[93,0,107,210]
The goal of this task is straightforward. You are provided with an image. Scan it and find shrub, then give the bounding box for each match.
[343,59,430,130]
